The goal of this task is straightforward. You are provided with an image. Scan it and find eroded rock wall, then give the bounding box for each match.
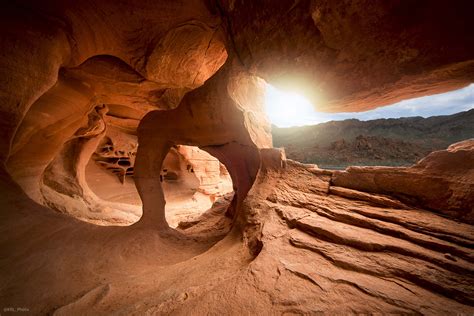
[219,0,474,111]
[332,139,474,223]
[0,1,473,314]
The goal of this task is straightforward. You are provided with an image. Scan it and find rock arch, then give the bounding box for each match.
[135,61,268,230]
[1,1,474,314]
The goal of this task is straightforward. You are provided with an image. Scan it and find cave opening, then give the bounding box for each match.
[267,84,474,170]
[37,102,236,230]
[265,83,317,128]
[85,135,234,230]
[2,1,474,313]
[159,145,234,229]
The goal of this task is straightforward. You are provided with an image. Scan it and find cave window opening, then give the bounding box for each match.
[266,83,474,170]
[85,131,142,220]
[264,83,316,128]
[162,145,234,229]
[85,137,234,229]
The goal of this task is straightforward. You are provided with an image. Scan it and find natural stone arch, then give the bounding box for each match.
[5,29,228,223]
[160,145,234,228]
[1,2,474,314]
[135,138,260,230]
[135,61,268,230]
[39,105,142,225]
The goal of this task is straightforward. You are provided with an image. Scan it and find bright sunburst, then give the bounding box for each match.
[264,84,316,128]
[265,83,474,127]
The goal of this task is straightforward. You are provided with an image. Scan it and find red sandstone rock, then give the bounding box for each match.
[332,139,474,223]
[0,1,473,314]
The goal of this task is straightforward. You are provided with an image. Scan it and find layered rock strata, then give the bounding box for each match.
[1,0,474,314]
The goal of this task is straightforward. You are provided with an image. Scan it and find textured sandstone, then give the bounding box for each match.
[332,139,474,223]
[221,0,474,111]
[2,147,473,314]
[0,1,473,314]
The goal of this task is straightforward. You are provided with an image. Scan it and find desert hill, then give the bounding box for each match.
[273,109,474,168]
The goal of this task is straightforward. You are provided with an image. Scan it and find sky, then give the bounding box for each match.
[265,83,474,128]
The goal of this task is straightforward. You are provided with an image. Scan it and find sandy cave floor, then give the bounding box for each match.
[1,160,473,314]
[85,160,232,228]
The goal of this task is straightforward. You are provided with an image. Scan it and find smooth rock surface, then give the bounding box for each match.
[1,1,473,314]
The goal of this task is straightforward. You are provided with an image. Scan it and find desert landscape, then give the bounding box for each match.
[1,1,473,315]
[273,109,474,168]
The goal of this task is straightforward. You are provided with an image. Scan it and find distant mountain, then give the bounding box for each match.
[272,109,474,169]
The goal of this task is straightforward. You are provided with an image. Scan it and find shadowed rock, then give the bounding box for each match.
[0,1,473,314]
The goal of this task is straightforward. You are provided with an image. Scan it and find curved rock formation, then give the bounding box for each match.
[221,0,474,111]
[1,0,473,314]
[160,145,233,227]
[39,104,142,225]
[332,139,474,223]
[134,60,267,230]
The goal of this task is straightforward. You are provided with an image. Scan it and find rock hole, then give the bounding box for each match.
[84,130,234,229]
[162,145,234,229]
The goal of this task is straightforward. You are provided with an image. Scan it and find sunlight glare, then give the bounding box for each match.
[265,84,316,128]
[265,83,474,128]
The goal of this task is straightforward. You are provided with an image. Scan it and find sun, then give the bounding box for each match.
[265,84,316,128]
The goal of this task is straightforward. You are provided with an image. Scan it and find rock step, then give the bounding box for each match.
[270,190,474,262]
[276,205,473,274]
[288,230,474,306]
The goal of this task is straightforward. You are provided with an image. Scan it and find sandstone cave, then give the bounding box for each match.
[1,1,474,314]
